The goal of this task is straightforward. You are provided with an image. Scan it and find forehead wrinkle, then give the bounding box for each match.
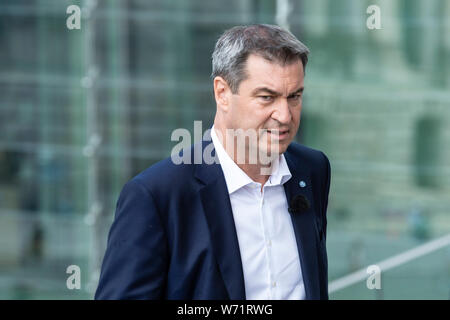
[252,76,302,97]
[244,55,304,95]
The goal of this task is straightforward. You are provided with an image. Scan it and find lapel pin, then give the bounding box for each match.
[299,180,306,188]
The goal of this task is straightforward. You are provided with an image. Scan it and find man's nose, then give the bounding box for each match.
[272,98,292,124]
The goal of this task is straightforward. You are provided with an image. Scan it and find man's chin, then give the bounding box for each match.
[257,146,283,161]
[265,141,289,155]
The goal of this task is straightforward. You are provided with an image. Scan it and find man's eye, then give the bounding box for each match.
[259,96,273,101]
[288,94,302,100]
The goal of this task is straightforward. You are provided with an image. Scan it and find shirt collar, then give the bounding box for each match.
[210,125,292,194]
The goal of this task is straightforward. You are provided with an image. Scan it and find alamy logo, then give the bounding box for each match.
[366,265,381,290]
[66,265,81,290]
[366,5,382,30]
[66,5,81,30]
[170,121,282,175]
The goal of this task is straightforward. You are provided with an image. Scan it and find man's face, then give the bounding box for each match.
[225,53,304,160]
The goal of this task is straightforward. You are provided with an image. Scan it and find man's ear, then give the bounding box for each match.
[213,76,232,112]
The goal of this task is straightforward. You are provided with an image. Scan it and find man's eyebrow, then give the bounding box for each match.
[252,86,304,96]
[288,87,304,96]
[252,87,280,96]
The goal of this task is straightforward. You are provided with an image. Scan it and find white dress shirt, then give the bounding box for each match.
[210,126,305,300]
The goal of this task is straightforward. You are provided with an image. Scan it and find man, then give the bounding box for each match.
[95,24,331,300]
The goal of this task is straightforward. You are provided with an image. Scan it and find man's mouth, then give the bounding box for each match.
[266,129,289,140]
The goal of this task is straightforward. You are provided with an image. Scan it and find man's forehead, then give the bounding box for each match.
[245,54,303,77]
[243,55,304,90]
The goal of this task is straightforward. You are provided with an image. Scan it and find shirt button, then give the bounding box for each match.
[272,281,277,288]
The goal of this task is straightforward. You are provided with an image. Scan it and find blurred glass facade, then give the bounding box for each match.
[0,0,449,299]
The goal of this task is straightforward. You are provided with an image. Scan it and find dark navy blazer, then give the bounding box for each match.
[95,139,331,300]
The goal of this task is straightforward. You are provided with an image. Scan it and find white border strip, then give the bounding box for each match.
[328,233,450,293]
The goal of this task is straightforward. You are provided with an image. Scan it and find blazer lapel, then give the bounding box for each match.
[283,151,321,299]
[194,140,246,300]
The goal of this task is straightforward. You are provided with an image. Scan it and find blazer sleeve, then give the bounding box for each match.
[95,179,168,299]
[321,152,331,242]
[319,151,331,300]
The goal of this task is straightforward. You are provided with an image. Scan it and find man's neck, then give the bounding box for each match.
[213,125,274,190]
[237,163,270,192]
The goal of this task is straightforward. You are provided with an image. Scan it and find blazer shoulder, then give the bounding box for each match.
[127,143,200,194]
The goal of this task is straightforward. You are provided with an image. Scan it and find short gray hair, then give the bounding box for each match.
[211,24,310,94]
